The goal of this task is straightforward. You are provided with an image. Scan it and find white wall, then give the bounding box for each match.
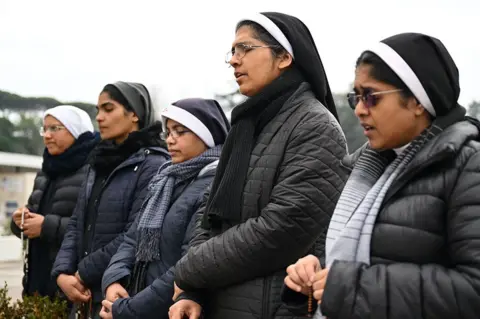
[0,235,22,261]
[0,172,37,232]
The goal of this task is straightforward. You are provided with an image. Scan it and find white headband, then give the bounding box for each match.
[161,105,215,148]
[238,13,294,59]
[367,42,435,116]
[44,105,94,139]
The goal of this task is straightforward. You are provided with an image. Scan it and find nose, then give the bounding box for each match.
[354,100,369,118]
[229,54,240,68]
[166,133,175,145]
[96,111,104,123]
[43,130,53,139]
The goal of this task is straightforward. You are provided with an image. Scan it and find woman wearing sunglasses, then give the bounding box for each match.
[169,12,348,319]
[10,105,99,303]
[283,33,480,319]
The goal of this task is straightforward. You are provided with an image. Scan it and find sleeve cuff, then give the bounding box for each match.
[175,291,205,307]
[77,262,92,287]
[281,285,317,315]
[102,273,130,296]
[112,297,130,318]
[40,214,59,242]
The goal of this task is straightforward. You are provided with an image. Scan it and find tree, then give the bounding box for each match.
[0,89,97,155]
[13,114,44,155]
[0,90,96,118]
[214,89,246,118]
[0,117,16,152]
[468,100,480,119]
[334,93,366,152]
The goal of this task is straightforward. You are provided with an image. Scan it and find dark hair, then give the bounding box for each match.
[236,20,288,59]
[101,84,143,127]
[101,85,133,112]
[356,51,416,103]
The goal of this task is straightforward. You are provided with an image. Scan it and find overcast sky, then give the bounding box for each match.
[1,0,478,108]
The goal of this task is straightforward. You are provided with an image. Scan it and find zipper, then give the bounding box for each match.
[261,276,272,319]
[86,178,106,255]
[85,152,145,254]
[82,167,127,316]
[81,152,150,317]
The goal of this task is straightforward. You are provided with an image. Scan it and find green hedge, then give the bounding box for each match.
[0,283,68,318]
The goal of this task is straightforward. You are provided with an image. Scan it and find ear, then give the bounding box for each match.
[278,53,293,70]
[406,97,426,117]
[413,103,428,117]
[132,114,139,123]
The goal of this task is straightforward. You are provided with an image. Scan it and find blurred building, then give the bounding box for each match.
[0,152,41,231]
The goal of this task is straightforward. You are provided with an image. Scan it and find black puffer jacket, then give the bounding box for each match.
[11,168,88,245]
[51,146,169,305]
[11,168,89,297]
[175,83,349,319]
[10,131,99,297]
[319,120,480,319]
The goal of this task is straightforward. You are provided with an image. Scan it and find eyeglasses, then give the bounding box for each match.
[225,43,280,63]
[160,129,191,141]
[347,89,402,110]
[39,125,66,136]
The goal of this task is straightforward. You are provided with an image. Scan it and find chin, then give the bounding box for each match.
[47,148,61,156]
[238,84,254,97]
[367,139,385,151]
[100,132,114,141]
[170,155,182,164]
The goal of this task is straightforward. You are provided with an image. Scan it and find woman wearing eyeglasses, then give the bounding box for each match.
[97,98,230,319]
[169,12,348,319]
[10,105,99,302]
[52,82,169,319]
[283,33,480,319]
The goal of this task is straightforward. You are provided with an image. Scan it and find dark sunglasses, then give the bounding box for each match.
[347,89,402,110]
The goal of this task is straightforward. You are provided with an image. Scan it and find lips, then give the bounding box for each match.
[361,123,375,131]
[361,123,375,136]
[234,72,246,79]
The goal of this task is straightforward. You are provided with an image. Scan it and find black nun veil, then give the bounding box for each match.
[203,12,339,228]
[367,32,465,117]
[262,12,338,119]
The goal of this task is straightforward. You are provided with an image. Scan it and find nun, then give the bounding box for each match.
[169,12,349,319]
[10,105,98,302]
[284,33,480,319]
[53,82,170,318]
[99,98,230,319]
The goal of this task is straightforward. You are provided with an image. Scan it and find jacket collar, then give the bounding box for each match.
[343,120,479,203]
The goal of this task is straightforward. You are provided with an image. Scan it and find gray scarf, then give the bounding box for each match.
[324,111,467,267]
[136,145,222,262]
[315,106,466,318]
[313,129,437,319]
[324,131,435,267]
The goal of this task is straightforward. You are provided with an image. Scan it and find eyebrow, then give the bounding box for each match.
[166,124,186,131]
[231,41,254,49]
[97,101,114,109]
[360,85,378,92]
[354,85,378,94]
